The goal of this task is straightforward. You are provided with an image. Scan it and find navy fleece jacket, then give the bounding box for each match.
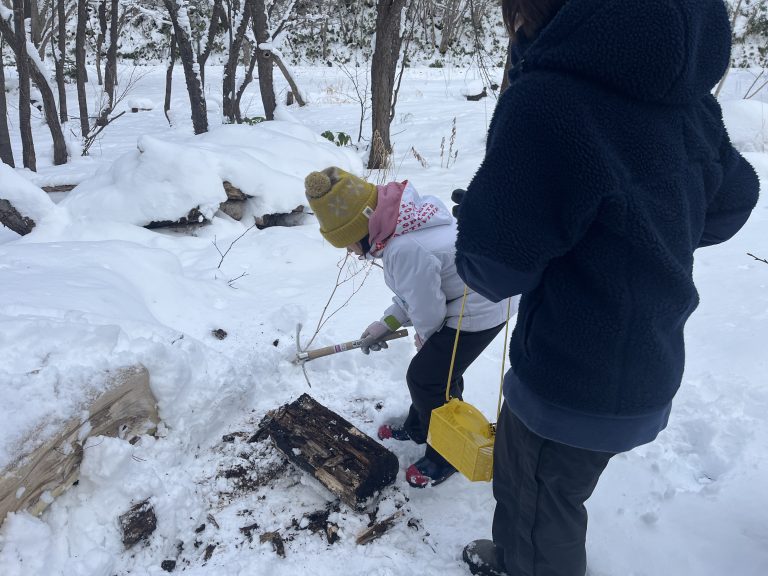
[455,0,760,453]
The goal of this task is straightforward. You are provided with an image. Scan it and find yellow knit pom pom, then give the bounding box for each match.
[305,171,332,199]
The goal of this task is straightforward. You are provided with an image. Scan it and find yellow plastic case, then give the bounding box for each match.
[427,398,495,482]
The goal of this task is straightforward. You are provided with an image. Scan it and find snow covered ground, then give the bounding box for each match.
[1,65,767,576]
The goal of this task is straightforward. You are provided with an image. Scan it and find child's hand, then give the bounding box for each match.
[360,321,393,354]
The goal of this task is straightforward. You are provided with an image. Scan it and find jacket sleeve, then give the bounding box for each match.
[383,242,447,341]
[456,78,608,301]
[698,132,760,248]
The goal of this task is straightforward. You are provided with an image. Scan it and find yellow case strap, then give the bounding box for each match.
[445,287,513,417]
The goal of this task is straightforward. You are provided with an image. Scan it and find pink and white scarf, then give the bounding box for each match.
[368,180,453,256]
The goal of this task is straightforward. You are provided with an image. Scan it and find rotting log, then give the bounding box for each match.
[259,394,398,510]
[0,365,158,527]
[0,198,35,235]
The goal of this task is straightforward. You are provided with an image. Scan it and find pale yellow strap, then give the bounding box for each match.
[496,298,513,420]
[445,286,469,403]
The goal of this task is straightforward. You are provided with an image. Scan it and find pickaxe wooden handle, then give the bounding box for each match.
[295,329,409,364]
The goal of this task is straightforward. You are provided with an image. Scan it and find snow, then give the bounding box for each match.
[0,65,767,576]
[60,122,362,226]
[0,163,57,224]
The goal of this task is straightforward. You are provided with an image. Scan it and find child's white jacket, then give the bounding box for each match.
[379,183,518,341]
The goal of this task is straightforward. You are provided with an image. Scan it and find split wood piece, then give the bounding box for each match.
[0,365,159,527]
[119,499,157,549]
[356,511,403,545]
[261,394,399,510]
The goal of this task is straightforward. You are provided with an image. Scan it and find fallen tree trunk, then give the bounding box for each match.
[259,394,398,510]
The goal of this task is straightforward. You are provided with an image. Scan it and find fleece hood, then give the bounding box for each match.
[522,0,732,105]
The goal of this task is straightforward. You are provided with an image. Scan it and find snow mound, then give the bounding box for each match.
[0,164,57,225]
[721,100,768,154]
[61,122,363,226]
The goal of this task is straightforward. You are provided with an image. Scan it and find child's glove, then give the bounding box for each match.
[451,189,466,218]
[360,321,394,355]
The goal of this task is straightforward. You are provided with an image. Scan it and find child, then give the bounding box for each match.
[304,167,518,487]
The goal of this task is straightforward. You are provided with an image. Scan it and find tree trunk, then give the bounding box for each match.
[250,0,276,121]
[54,0,67,121]
[197,0,223,88]
[96,0,106,86]
[163,0,208,134]
[223,1,252,123]
[368,0,407,169]
[76,0,90,136]
[500,37,513,93]
[104,0,119,109]
[164,34,176,125]
[0,5,67,165]
[12,0,36,170]
[266,48,306,107]
[234,43,258,122]
[0,45,15,167]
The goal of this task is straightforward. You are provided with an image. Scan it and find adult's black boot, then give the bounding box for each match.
[462,539,508,576]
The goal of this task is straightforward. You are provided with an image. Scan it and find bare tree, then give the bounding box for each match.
[0,38,14,167]
[0,6,68,165]
[223,0,250,122]
[51,0,68,121]
[75,0,90,136]
[197,0,226,87]
[104,0,119,108]
[9,0,35,170]
[163,0,208,134]
[251,0,276,120]
[437,0,469,55]
[369,0,407,169]
[164,33,177,125]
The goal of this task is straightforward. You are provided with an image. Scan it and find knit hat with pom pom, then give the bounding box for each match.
[304,167,378,248]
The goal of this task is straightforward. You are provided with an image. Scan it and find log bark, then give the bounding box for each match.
[0,44,14,167]
[0,199,34,235]
[260,394,398,510]
[0,365,158,527]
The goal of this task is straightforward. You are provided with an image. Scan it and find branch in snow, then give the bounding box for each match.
[747,253,768,265]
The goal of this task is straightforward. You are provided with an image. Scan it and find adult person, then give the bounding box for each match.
[454,0,760,574]
[304,167,517,487]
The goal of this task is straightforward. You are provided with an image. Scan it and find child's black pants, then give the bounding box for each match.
[403,323,504,463]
